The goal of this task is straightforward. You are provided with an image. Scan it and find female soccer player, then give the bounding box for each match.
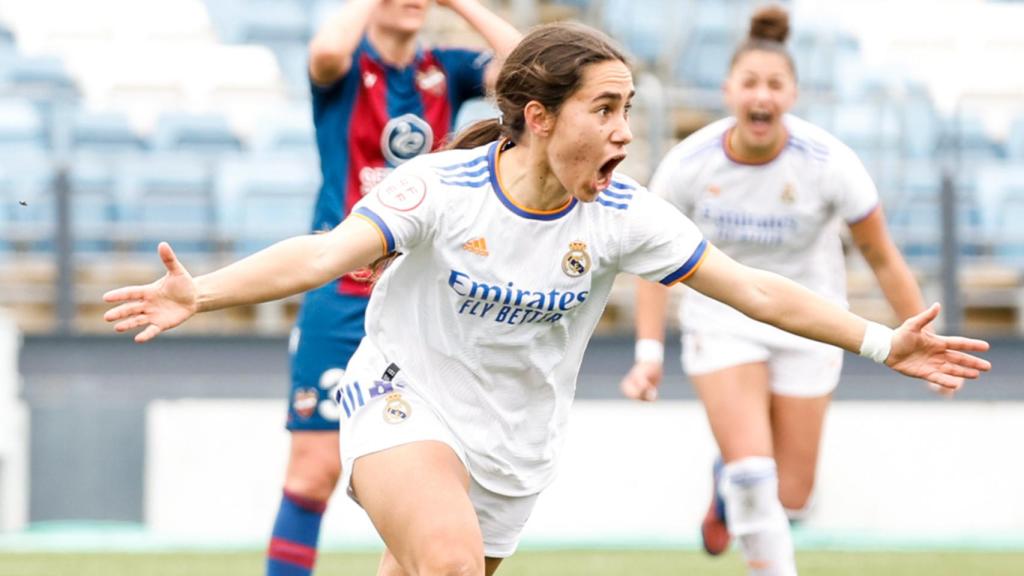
[620,6,930,575]
[106,22,988,576]
[273,1,519,574]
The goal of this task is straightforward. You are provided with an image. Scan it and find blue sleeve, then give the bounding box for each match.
[434,47,492,110]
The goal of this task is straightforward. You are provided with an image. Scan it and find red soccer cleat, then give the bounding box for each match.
[701,459,731,556]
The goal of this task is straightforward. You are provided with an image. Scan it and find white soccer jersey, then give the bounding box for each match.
[349,140,707,496]
[649,114,879,347]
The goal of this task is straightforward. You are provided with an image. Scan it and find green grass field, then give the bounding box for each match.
[1,550,1023,576]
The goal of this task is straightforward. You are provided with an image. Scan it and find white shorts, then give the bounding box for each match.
[681,331,844,397]
[334,351,537,558]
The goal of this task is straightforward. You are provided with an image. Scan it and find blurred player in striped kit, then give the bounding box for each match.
[621,5,928,575]
[273,1,518,574]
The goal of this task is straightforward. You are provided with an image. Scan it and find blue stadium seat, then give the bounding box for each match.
[203,0,249,43]
[943,114,1004,163]
[71,110,147,153]
[899,86,940,159]
[677,26,735,89]
[250,105,316,157]
[214,156,319,256]
[1,54,78,102]
[0,151,55,253]
[114,155,215,256]
[1005,116,1024,160]
[151,112,242,156]
[603,0,683,66]
[888,171,984,266]
[69,156,123,255]
[0,22,15,51]
[454,98,499,133]
[0,98,48,152]
[976,165,1024,266]
[240,0,309,45]
[993,190,1024,267]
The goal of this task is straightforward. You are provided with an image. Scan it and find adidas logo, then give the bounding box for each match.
[462,237,489,256]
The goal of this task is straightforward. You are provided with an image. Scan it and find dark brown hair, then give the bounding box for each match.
[447,22,629,150]
[730,5,796,76]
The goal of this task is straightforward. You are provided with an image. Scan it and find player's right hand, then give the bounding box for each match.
[619,362,663,402]
[103,242,198,343]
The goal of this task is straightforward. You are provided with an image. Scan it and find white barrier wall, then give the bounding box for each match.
[0,311,28,533]
[146,399,1024,547]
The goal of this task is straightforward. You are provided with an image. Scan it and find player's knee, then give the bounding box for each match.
[777,473,815,513]
[413,546,483,576]
[283,457,341,500]
[720,457,788,537]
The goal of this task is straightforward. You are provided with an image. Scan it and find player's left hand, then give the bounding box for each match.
[885,303,991,391]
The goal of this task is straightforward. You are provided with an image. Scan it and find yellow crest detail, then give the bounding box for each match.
[562,241,591,278]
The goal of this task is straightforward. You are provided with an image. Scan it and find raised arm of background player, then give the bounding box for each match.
[308,0,522,89]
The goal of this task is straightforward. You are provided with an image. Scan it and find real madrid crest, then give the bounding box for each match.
[383,393,411,424]
[781,183,796,204]
[561,241,591,277]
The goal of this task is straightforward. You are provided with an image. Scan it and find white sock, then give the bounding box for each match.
[720,457,798,576]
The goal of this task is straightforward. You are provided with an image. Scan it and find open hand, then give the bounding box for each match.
[886,303,991,391]
[103,242,199,343]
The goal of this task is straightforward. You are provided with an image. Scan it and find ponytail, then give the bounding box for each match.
[446,118,505,150]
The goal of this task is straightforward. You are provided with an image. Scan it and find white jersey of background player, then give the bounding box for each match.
[650,113,878,352]
[344,139,706,497]
[621,8,935,576]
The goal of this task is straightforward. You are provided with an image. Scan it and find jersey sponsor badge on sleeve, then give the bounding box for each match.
[377,173,427,212]
[381,113,434,166]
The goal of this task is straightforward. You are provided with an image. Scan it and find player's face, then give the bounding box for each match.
[546,60,634,202]
[724,50,797,153]
[374,0,430,35]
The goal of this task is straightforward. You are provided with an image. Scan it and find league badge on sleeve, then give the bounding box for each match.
[377,173,427,212]
[561,241,591,277]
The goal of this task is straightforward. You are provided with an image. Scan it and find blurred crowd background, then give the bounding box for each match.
[2,0,1023,338]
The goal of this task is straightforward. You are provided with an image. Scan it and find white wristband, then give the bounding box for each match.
[859,321,894,364]
[635,339,664,364]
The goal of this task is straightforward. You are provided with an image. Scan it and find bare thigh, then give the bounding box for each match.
[353,440,485,576]
[770,393,830,510]
[283,431,341,501]
[691,362,774,462]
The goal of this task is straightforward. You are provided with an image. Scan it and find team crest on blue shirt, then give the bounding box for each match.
[383,393,411,424]
[561,241,591,277]
[415,65,447,95]
[292,387,318,419]
[381,113,434,166]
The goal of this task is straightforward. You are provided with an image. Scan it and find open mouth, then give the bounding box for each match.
[748,110,774,128]
[596,154,626,190]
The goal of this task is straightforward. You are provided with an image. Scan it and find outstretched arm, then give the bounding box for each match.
[620,278,669,401]
[684,245,990,390]
[104,216,384,342]
[438,0,522,91]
